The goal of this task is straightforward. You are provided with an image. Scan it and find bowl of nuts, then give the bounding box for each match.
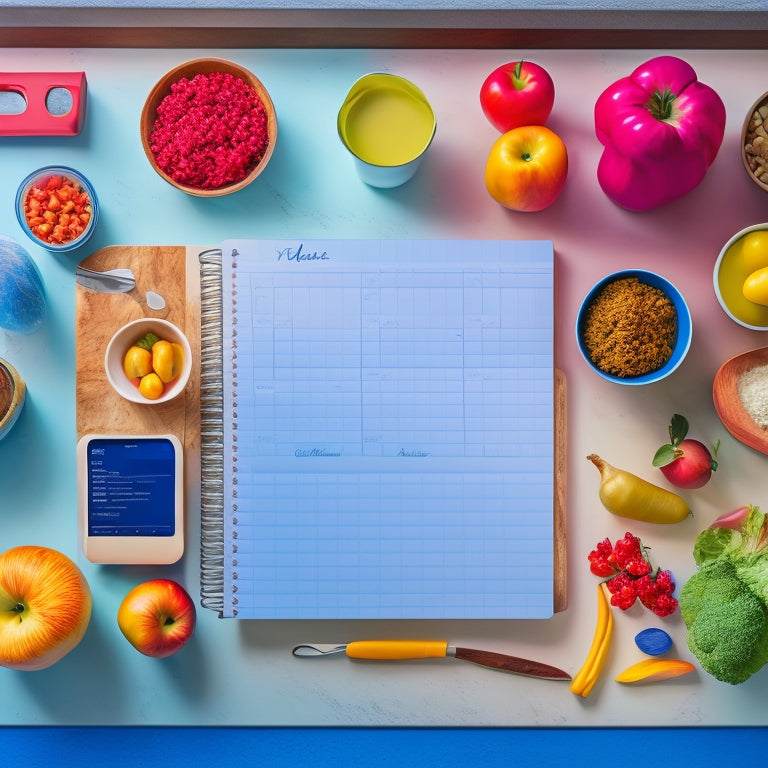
[742,91,768,192]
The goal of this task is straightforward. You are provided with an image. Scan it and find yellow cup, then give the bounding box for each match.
[338,73,436,188]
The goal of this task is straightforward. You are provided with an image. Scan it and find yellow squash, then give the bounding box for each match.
[587,454,690,524]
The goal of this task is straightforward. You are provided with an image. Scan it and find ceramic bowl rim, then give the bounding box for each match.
[0,357,26,439]
[105,318,192,405]
[713,222,768,331]
[575,268,693,386]
[15,165,99,253]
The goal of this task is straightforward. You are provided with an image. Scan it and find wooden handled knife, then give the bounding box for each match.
[292,640,571,680]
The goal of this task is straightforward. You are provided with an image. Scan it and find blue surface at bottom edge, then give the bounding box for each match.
[1,726,765,766]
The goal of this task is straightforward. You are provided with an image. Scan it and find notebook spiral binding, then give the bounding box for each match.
[198,247,226,615]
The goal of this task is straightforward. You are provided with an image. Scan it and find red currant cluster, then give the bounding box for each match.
[588,532,678,617]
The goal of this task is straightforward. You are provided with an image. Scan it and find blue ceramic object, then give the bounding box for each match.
[0,235,46,334]
[635,627,673,656]
[576,268,692,386]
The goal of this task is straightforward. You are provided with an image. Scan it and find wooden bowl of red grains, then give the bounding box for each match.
[140,58,277,197]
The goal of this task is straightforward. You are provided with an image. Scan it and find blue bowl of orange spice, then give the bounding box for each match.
[576,269,692,385]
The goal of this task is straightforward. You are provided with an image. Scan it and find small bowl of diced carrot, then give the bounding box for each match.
[15,166,99,252]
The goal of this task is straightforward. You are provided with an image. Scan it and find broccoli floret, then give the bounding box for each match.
[681,562,768,684]
[680,508,768,685]
[679,560,744,624]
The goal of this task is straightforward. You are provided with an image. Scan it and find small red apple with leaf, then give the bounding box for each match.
[652,414,718,490]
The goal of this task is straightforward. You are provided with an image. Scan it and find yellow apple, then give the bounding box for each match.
[0,546,92,671]
[117,579,196,658]
[485,124,568,212]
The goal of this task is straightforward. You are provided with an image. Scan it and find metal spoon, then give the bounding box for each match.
[76,266,168,316]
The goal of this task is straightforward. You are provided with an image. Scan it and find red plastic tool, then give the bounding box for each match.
[0,71,87,136]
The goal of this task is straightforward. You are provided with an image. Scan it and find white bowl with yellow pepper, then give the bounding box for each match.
[105,318,191,405]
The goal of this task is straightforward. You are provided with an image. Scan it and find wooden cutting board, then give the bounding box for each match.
[75,245,200,453]
[553,367,567,613]
[74,245,566,612]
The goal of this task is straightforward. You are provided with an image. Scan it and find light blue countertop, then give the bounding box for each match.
[2,43,768,764]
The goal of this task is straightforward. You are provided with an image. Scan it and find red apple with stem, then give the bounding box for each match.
[117,579,196,658]
[480,60,555,133]
[652,414,718,490]
[0,545,92,671]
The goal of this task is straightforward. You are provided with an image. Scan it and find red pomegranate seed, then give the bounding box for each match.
[149,71,270,190]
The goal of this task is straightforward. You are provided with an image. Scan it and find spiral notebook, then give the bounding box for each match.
[199,238,555,619]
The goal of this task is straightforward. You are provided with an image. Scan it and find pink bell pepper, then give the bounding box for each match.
[594,56,726,212]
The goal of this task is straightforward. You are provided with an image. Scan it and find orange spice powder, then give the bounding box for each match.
[582,277,677,378]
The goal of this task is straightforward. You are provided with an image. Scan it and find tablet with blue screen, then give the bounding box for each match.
[77,434,184,564]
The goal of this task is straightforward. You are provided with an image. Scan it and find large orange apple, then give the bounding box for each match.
[0,546,92,671]
[485,124,568,212]
[117,579,196,658]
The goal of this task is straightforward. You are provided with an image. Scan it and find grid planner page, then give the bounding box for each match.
[220,239,554,619]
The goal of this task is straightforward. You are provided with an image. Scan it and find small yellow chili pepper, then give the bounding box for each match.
[151,339,176,383]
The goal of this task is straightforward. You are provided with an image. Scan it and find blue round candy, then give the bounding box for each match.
[0,236,46,334]
[635,627,673,656]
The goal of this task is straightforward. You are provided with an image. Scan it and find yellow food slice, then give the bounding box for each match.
[743,266,768,307]
[740,230,768,274]
[615,658,695,683]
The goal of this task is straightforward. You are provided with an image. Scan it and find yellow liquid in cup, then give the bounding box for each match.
[343,85,435,167]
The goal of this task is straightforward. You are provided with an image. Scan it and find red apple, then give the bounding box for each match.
[117,579,196,658]
[652,414,718,490]
[484,124,568,212]
[480,60,555,133]
[0,545,92,671]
